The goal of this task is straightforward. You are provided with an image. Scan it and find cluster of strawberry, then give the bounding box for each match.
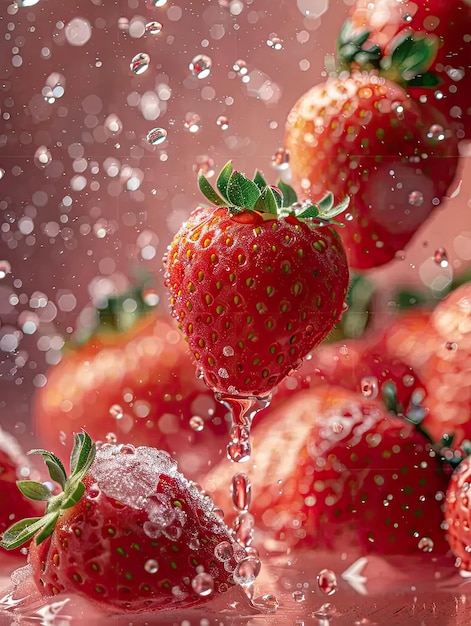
[284,0,469,269]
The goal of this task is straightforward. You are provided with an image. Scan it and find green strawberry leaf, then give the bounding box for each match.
[28,449,67,489]
[317,191,334,213]
[385,33,438,80]
[253,170,268,191]
[198,172,227,206]
[216,161,233,199]
[70,431,96,476]
[17,480,53,502]
[253,185,279,215]
[226,171,261,209]
[62,479,86,509]
[297,204,320,219]
[277,179,298,208]
[35,511,61,546]
[0,516,43,550]
[406,71,442,88]
[319,195,350,219]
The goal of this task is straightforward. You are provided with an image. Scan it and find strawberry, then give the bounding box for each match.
[0,432,248,613]
[381,283,471,446]
[444,456,471,570]
[339,0,471,138]
[205,386,449,555]
[164,161,349,399]
[33,288,229,478]
[283,70,460,269]
[0,427,40,559]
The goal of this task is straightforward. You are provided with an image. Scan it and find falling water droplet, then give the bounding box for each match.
[184,112,202,133]
[214,541,233,562]
[233,556,262,587]
[145,21,162,35]
[360,376,379,399]
[216,115,229,130]
[251,593,279,613]
[231,473,252,512]
[233,59,248,76]
[104,114,123,135]
[189,54,212,79]
[233,512,255,547]
[317,569,338,595]
[408,190,424,206]
[191,572,214,596]
[130,53,151,75]
[194,155,215,177]
[105,432,118,444]
[34,146,52,168]
[271,148,290,171]
[427,124,445,141]
[189,415,204,432]
[144,559,159,573]
[418,537,434,553]
[146,127,168,145]
[0,260,12,279]
[433,247,449,267]
[267,34,283,50]
[109,404,124,420]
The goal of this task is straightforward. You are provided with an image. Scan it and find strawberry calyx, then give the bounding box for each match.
[0,432,96,551]
[198,160,349,227]
[334,19,441,89]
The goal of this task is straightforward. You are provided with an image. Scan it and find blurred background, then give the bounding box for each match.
[0,0,469,446]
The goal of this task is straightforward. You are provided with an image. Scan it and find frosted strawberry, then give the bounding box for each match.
[164,161,350,399]
[0,433,247,613]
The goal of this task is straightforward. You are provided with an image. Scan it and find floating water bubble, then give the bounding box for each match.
[189,54,212,79]
[427,124,445,141]
[189,415,204,432]
[104,114,123,135]
[145,21,162,35]
[191,572,214,596]
[34,146,52,168]
[233,59,248,76]
[231,473,251,512]
[317,569,338,595]
[146,127,167,145]
[0,261,12,279]
[360,376,379,399]
[292,589,305,602]
[267,34,283,50]
[408,190,424,207]
[130,53,151,75]
[216,115,229,130]
[109,404,124,420]
[144,559,159,573]
[418,537,434,553]
[271,148,290,171]
[184,112,202,134]
[434,247,449,268]
[233,556,261,587]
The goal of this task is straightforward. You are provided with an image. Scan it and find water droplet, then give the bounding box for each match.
[147,0,167,6]
[194,155,215,177]
[109,404,124,420]
[233,59,248,76]
[119,444,135,455]
[418,537,434,553]
[271,148,290,171]
[216,115,229,130]
[104,114,122,135]
[408,190,424,206]
[17,0,40,5]
[231,473,252,512]
[403,13,413,22]
[184,112,202,134]
[0,260,12,279]
[332,422,344,434]
[445,341,458,351]
[130,52,151,75]
[233,556,261,587]
[34,146,52,168]
[146,127,168,145]
[252,593,279,613]
[223,345,235,357]
[427,124,445,141]
[360,376,379,399]
[314,602,337,619]
[317,569,338,595]
[144,559,159,573]
[189,54,212,79]
[191,572,214,596]
[267,34,283,50]
[105,432,117,444]
[214,541,233,562]
[292,590,305,602]
[145,21,162,35]
[189,415,204,431]
[0,169,5,180]
[232,512,255,547]
[433,247,449,268]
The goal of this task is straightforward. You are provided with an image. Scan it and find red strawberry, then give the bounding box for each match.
[283,70,460,269]
[0,433,249,613]
[340,0,471,138]
[381,283,471,446]
[164,161,349,399]
[444,456,471,570]
[33,290,229,478]
[0,427,40,559]
[205,386,449,555]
